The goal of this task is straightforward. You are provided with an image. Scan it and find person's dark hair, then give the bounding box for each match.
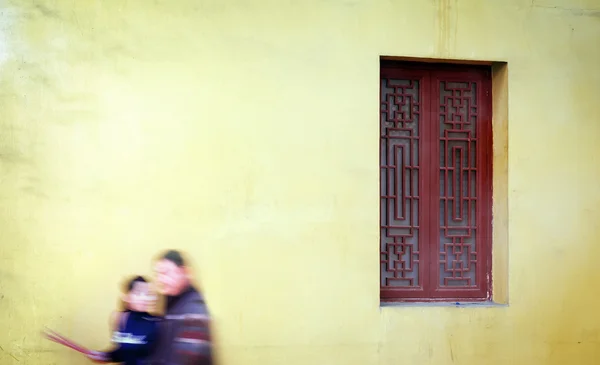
[161,249,186,267]
[126,275,148,292]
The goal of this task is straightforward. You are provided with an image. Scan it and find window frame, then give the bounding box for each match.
[379,61,493,303]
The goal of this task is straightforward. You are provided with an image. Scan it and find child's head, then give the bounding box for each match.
[122,276,156,312]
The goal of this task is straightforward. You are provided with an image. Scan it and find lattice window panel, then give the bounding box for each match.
[380,62,492,302]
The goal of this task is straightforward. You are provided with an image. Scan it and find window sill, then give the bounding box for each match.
[379,301,508,309]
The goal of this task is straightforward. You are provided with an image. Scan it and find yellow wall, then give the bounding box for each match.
[1,0,600,364]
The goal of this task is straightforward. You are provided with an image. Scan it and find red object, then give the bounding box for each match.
[42,328,92,355]
[379,61,493,302]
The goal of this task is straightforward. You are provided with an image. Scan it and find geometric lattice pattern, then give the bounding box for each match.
[380,62,492,302]
[438,81,478,287]
[380,78,421,288]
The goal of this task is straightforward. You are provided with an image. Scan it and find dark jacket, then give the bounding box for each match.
[145,286,212,365]
[105,311,159,365]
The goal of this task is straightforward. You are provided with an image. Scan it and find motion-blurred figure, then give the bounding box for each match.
[146,250,213,365]
[88,276,160,365]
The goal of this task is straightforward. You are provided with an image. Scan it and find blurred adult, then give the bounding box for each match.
[145,250,212,365]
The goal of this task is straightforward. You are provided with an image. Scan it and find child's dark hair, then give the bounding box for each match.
[126,276,148,292]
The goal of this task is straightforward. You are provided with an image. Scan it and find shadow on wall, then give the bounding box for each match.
[485,226,600,364]
[528,233,600,363]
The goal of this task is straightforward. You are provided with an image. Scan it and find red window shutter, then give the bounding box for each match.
[380,62,492,302]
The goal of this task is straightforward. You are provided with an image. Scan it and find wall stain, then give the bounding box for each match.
[14,0,135,65]
[30,1,62,20]
[435,0,458,58]
[0,345,20,362]
[20,185,48,199]
[21,348,57,354]
[0,150,30,165]
[531,1,600,17]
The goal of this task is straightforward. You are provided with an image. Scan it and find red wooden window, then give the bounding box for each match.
[380,61,493,302]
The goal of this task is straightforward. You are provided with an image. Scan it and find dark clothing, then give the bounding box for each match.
[165,286,196,311]
[145,286,212,365]
[105,311,159,365]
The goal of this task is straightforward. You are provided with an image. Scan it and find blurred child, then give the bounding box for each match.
[87,276,159,365]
